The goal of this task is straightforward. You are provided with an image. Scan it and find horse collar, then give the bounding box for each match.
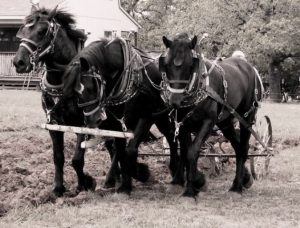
[41,72,64,97]
[106,38,142,106]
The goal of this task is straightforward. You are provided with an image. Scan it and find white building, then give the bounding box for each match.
[0,0,140,80]
[0,0,140,48]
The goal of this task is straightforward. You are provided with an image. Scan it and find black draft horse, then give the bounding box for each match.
[160,33,262,197]
[13,7,100,196]
[63,38,180,194]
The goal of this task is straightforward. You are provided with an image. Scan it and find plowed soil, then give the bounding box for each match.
[0,90,229,216]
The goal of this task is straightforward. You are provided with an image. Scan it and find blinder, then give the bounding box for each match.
[77,68,107,120]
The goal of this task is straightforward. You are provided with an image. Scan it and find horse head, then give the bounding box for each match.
[13,6,86,73]
[160,33,199,108]
[63,39,124,128]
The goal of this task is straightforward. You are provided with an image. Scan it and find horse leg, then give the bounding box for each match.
[218,118,251,193]
[240,119,255,189]
[230,123,252,192]
[117,118,152,194]
[155,117,182,185]
[115,137,133,194]
[175,128,192,187]
[103,139,121,188]
[72,134,96,193]
[183,119,213,197]
[49,130,66,197]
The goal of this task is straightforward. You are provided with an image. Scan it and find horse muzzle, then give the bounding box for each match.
[169,93,184,109]
[84,107,107,128]
[13,50,32,73]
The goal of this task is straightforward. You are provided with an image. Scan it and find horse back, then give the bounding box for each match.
[213,57,258,110]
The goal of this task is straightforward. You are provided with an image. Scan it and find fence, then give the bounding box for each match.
[0,52,40,89]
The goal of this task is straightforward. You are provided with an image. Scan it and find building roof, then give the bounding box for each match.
[0,0,141,28]
[117,0,141,29]
[0,0,61,16]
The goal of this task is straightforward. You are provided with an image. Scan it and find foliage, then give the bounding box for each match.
[121,0,300,100]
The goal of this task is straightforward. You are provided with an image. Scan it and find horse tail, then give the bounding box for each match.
[63,61,82,97]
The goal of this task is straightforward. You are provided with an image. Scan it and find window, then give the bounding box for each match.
[0,27,20,52]
[121,31,129,39]
[104,30,117,40]
[104,31,112,40]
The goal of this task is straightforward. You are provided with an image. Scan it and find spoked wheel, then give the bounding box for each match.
[249,115,273,179]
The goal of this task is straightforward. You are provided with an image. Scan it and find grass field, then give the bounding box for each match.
[0,90,299,227]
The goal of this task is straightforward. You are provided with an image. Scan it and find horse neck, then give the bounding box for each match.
[44,29,78,85]
[100,43,124,93]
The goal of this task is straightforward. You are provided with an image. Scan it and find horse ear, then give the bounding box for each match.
[190,35,197,49]
[31,5,39,13]
[48,5,58,20]
[163,36,172,48]
[80,57,90,71]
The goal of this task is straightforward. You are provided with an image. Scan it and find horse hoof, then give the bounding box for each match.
[116,185,131,195]
[193,171,207,192]
[182,187,197,198]
[170,176,185,186]
[229,185,243,193]
[85,174,97,191]
[135,163,150,183]
[103,179,116,189]
[198,179,208,192]
[53,186,66,197]
[243,174,254,189]
[76,175,97,194]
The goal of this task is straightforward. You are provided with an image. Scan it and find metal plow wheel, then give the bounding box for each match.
[249,115,273,179]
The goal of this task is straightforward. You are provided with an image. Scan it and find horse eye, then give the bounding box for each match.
[37,28,47,37]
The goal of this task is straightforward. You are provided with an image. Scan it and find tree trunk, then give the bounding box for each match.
[268,58,281,102]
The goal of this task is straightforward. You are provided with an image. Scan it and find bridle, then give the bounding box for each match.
[17,18,60,71]
[76,40,143,118]
[76,66,106,117]
[159,50,208,107]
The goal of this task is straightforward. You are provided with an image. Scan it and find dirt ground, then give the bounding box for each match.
[0,90,299,227]
[0,90,230,216]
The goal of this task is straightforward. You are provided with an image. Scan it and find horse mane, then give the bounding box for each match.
[174,33,190,41]
[63,39,110,96]
[78,39,110,69]
[25,7,87,42]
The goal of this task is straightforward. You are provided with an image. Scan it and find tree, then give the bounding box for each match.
[121,0,300,101]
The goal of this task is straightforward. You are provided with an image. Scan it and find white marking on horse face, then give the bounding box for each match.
[25,22,35,27]
[77,83,85,95]
[52,97,60,104]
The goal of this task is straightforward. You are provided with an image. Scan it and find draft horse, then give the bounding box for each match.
[63,38,180,194]
[160,33,262,197]
[13,7,99,196]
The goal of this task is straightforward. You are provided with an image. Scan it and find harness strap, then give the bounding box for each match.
[206,58,228,119]
[243,67,264,119]
[107,109,128,132]
[106,38,142,106]
[205,86,269,151]
[20,42,35,54]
